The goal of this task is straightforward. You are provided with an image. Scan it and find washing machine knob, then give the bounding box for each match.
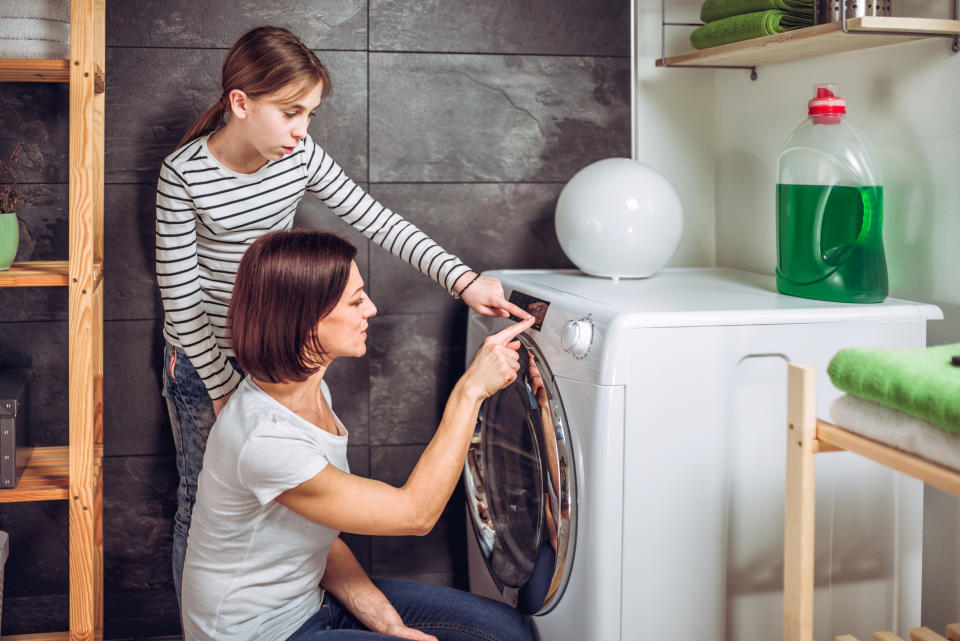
[560,319,593,358]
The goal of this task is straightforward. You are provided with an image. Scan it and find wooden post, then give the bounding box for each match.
[784,363,818,641]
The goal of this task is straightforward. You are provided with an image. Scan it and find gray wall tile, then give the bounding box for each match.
[0,83,69,184]
[367,183,573,314]
[368,313,466,445]
[102,454,181,637]
[106,48,367,184]
[105,183,162,321]
[368,445,466,584]
[370,0,629,56]
[369,53,631,183]
[107,0,367,50]
[104,319,168,456]
[0,184,69,322]
[1,594,68,636]
[0,321,68,445]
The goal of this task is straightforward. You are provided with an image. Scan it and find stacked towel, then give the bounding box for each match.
[830,394,960,472]
[0,0,70,59]
[690,0,813,49]
[827,342,960,434]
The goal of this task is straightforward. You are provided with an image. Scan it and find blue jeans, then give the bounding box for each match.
[287,578,533,641]
[161,341,241,603]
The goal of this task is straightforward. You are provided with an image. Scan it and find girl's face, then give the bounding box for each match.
[243,81,325,162]
[314,261,377,362]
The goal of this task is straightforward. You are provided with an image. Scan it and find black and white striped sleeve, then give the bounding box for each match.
[156,163,242,399]
[304,139,472,295]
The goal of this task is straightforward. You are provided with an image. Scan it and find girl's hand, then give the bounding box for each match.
[211,390,234,417]
[457,272,532,320]
[461,316,535,400]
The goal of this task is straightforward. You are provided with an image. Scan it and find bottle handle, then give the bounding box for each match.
[817,181,864,269]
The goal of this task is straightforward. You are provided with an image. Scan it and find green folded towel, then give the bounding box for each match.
[700,0,813,23]
[827,342,960,434]
[689,10,812,49]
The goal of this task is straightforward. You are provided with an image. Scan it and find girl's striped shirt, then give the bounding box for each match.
[156,134,471,399]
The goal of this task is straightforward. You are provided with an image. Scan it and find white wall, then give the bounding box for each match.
[637,0,960,631]
[710,17,960,634]
[635,0,716,268]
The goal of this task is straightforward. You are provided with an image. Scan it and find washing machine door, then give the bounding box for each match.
[463,334,576,615]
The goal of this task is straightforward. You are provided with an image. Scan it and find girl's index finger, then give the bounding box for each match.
[491,316,535,343]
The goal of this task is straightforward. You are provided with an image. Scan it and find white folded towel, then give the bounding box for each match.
[0,0,69,22]
[830,393,960,472]
[0,0,70,59]
[0,17,69,41]
[0,37,68,58]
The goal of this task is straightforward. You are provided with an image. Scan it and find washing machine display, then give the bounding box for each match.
[507,290,550,331]
[463,334,576,615]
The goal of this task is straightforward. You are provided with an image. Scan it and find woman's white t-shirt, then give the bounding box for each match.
[181,377,347,641]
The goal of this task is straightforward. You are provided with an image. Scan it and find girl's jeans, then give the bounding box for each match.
[287,578,533,641]
[161,341,240,602]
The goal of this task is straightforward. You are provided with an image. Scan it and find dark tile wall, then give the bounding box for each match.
[0,1,628,636]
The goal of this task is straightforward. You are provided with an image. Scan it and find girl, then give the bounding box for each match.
[181,229,535,641]
[156,26,529,599]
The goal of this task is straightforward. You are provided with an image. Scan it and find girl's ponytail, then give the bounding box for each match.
[176,96,227,150]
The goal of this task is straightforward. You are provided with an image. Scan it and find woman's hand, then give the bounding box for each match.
[456,272,532,320]
[461,316,535,400]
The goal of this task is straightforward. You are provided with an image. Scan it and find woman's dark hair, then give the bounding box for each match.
[229,230,357,383]
[177,26,332,149]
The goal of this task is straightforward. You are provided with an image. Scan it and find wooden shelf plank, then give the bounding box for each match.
[0,260,103,288]
[4,631,102,641]
[0,261,69,287]
[0,446,69,502]
[816,420,960,497]
[0,59,70,82]
[657,17,960,68]
[0,445,103,503]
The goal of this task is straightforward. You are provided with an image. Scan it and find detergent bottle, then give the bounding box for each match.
[776,83,887,303]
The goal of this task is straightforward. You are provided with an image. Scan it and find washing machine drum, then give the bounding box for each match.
[463,335,577,615]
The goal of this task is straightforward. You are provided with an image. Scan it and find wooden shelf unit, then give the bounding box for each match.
[657,17,960,69]
[0,1,106,640]
[784,364,960,641]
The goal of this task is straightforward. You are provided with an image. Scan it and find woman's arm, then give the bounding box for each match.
[302,137,528,319]
[321,538,436,641]
[156,154,242,402]
[276,316,534,536]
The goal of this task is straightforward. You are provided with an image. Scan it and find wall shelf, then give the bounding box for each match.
[657,17,960,69]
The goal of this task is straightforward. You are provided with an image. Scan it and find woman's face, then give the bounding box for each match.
[315,261,377,361]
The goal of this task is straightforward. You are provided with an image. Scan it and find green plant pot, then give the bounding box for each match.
[0,212,19,271]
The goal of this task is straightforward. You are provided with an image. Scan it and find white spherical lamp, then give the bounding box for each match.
[555,158,683,279]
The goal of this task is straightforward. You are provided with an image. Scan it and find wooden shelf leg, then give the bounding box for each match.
[784,363,818,641]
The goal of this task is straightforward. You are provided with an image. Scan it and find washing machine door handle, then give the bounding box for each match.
[462,335,578,616]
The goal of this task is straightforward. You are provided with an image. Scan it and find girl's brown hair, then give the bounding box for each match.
[177,26,332,149]
[229,230,357,383]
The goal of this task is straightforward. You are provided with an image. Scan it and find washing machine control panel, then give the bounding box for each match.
[560,318,593,359]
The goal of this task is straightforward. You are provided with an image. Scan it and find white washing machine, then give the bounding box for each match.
[463,267,941,641]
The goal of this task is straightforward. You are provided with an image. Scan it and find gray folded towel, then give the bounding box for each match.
[0,0,69,22]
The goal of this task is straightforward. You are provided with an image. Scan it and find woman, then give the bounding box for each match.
[158,25,528,597]
[180,229,535,641]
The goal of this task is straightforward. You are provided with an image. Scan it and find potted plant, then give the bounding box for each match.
[0,141,23,271]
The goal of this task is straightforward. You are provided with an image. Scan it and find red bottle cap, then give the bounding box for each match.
[808,83,845,124]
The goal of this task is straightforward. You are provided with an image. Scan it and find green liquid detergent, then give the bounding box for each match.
[776,184,888,303]
[775,83,888,303]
